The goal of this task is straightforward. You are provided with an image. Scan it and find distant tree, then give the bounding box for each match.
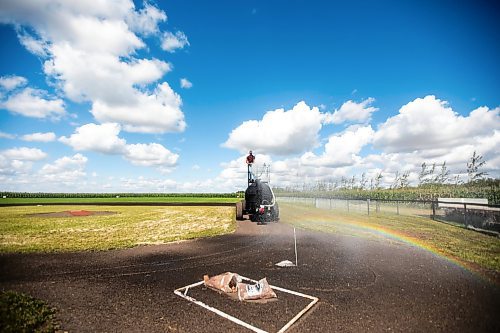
[418,162,435,186]
[418,162,428,185]
[349,175,356,189]
[467,151,488,183]
[375,172,383,189]
[453,174,463,186]
[340,176,347,189]
[359,172,368,190]
[399,171,410,188]
[434,161,450,184]
[392,170,410,189]
[391,171,400,189]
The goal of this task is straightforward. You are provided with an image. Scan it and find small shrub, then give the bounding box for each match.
[0,291,57,333]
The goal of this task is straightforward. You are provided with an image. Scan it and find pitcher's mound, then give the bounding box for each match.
[28,210,117,218]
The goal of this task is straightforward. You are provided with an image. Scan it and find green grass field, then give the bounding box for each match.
[0,196,241,205]
[281,202,500,282]
[0,205,236,253]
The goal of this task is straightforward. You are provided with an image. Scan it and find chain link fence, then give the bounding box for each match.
[278,196,500,236]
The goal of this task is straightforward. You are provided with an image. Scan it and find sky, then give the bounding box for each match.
[0,0,499,193]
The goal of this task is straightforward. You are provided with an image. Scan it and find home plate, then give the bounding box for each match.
[174,275,318,333]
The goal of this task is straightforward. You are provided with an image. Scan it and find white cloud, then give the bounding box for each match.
[161,31,189,52]
[90,82,186,133]
[374,95,500,152]
[1,0,187,134]
[59,123,126,154]
[0,158,32,176]
[0,75,27,91]
[59,122,181,170]
[17,31,50,57]
[0,147,47,176]
[215,154,274,191]
[124,143,179,167]
[1,147,47,161]
[216,96,500,190]
[223,101,326,155]
[39,153,87,183]
[301,125,375,167]
[126,2,167,36]
[1,87,66,119]
[43,45,171,104]
[21,132,56,142]
[324,97,378,124]
[0,131,15,139]
[180,78,193,89]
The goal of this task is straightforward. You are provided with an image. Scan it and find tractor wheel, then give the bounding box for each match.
[236,201,243,220]
[272,203,280,222]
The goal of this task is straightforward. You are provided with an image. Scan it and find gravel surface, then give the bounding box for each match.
[1,219,499,332]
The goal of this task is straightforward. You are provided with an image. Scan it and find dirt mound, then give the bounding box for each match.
[28,210,117,218]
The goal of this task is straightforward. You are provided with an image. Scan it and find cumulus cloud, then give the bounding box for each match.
[217,96,500,190]
[0,147,47,176]
[59,122,179,170]
[17,30,50,57]
[0,131,15,139]
[124,143,179,168]
[0,0,187,134]
[324,97,378,124]
[21,132,56,142]
[374,95,500,152]
[59,123,126,154]
[90,82,185,133]
[161,31,189,52]
[180,78,193,89]
[126,3,167,36]
[0,158,32,176]
[39,153,87,183]
[216,154,273,191]
[0,75,27,91]
[1,87,66,119]
[1,147,47,161]
[301,125,375,167]
[223,101,326,155]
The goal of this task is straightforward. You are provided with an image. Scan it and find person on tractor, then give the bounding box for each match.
[246,150,255,183]
[246,150,255,165]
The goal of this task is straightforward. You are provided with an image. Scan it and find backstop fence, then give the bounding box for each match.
[277,196,500,236]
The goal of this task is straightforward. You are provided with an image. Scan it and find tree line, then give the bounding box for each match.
[275,151,499,204]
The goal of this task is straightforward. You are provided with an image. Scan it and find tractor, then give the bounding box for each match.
[236,163,279,224]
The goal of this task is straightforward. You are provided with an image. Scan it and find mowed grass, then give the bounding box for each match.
[0,197,241,205]
[281,203,500,280]
[0,205,236,253]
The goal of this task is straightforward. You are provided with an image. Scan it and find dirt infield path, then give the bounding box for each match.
[1,220,499,332]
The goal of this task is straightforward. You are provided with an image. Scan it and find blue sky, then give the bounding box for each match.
[0,0,499,193]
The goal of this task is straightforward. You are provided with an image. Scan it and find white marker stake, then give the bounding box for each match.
[294,227,298,266]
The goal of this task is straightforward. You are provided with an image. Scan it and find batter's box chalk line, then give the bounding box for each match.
[174,275,318,333]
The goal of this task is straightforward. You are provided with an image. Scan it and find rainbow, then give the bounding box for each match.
[286,210,493,284]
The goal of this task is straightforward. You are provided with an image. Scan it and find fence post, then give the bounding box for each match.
[396,200,399,215]
[329,198,332,210]
[367,199,370,216]
[431,201,435,220]
[463,203,467,227]
[347,199,350,212]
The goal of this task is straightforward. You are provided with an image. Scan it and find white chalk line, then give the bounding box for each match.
[173,275,318,333]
